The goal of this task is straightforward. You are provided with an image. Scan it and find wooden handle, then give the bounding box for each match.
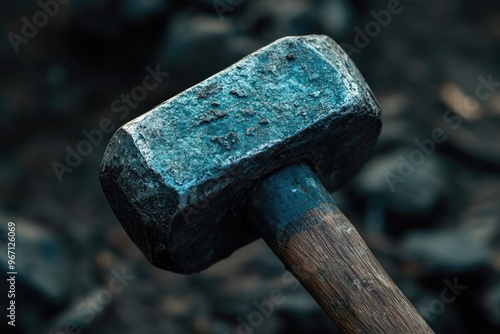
[244,164,433,334]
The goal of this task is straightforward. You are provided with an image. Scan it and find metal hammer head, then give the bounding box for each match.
[100,35,381,274]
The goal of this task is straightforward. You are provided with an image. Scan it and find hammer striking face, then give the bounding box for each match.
[100,35,381,274]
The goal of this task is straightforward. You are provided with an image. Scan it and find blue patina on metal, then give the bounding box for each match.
[100,35,381,273]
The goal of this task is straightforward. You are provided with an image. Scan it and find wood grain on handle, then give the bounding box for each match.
[245,164,434,334]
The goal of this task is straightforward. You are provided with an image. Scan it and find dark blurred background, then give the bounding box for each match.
[1,0,500,333]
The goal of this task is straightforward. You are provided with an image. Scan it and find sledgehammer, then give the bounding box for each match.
[100,35,433,333]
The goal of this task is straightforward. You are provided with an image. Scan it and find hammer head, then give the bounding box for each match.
[100,35,381,274]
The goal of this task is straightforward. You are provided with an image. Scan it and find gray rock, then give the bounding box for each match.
[354,148,447,215]
[401,228,490,273]
[483,283,500,327]
[0,216,73,301]
[121,0,169,22]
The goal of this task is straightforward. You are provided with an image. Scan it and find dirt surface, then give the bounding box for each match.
[1,1,500,333]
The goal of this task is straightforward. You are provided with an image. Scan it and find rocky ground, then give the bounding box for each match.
[1,0,500,333]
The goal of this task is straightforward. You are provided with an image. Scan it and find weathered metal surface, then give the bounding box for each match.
[99,35,381,273]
